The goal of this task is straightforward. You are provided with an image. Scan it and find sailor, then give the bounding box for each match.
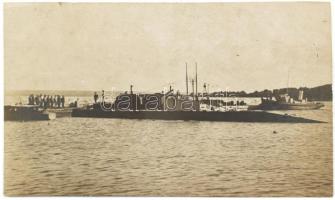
[46,95,50,108]
[28,95,32,105]
[50,96,54,108]
[43,95,47,108]
[54,96,57,107]
[51,96,54,107]
[29,94,35,105]
[57,95,61,108]
[61,95,65,108]
[32,94,35,105]
[40,95,44,107]
[39,94,43,107]
[94,92,98,103]
[35,95,40,106]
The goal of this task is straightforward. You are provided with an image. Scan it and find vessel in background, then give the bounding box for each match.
[248,90,324,110]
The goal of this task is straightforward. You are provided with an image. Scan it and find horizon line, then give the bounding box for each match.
[4,83,332,93]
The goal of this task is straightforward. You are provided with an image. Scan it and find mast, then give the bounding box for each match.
[195,62,198,98]
[203,83,206,98]
[286,68,290,94]
[186,63,189,95]
[191,79,195,98]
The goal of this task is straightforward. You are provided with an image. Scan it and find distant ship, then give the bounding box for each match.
[249,69,325,111]
[5,105,56,121]
[248,91,324,110]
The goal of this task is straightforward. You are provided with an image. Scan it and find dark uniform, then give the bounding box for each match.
[94,92,98,103]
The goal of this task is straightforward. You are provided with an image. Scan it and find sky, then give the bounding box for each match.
[4,3,332,93]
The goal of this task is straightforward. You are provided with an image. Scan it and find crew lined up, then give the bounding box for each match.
[28,94,65,108]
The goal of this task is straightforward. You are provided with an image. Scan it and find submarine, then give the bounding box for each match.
[72,63,322,123]
[71,90,321,123]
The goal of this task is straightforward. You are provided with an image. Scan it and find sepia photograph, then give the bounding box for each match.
[3,1,333,197]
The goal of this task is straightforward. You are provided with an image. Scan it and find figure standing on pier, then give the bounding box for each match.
[39,94,43,107]
[28,95,31,105]
[53,96,57,107]
[57,95,61,108]
[35,95,40,106]
[43,95,47,108]
[46,95,50,108]
[50,96,54,108]
[61,95,65,108]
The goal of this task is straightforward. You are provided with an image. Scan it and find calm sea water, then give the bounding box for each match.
[4,102,332,196]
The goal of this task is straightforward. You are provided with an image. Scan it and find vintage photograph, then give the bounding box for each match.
[4,2,333,196]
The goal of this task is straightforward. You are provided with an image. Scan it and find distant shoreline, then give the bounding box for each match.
[4,84,332,101]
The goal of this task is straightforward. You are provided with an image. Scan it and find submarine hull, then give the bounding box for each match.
[72,109,321,123]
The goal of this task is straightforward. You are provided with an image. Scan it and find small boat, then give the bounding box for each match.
[249,93,324,111]
[4,105,56,121]
[251,71,326,111]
